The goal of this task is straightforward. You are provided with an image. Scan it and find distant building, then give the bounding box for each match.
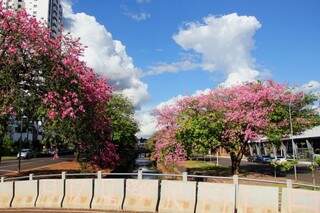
[248,126,320,161]
[2,0,63,36]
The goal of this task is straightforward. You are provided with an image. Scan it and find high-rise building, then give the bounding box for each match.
[2,0,63,36]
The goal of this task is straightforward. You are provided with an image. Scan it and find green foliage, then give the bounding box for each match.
[176,107,224,156]
[106,94,139,167]
[271,159,298,172]
[314,156,320,166]
[145,136,156,153]
[106,94,138,146]
[2,134,14,155]
[309,156,320,171]
[267,94,320,146]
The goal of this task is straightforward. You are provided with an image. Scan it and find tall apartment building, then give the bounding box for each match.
[2,0,63,36]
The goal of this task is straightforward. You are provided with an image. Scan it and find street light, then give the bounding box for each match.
[288,99,297,180]
[18,114,27,173]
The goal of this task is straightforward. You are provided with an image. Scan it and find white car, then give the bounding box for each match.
[271,156,287,164]
[17,149,33,159]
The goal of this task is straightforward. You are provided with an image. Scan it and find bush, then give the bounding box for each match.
[2,134,14,156]
[271,159,298,172]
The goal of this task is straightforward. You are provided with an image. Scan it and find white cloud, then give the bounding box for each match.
[173,13,262,86]
[62,1,148,107]
[135,107,157,138]
[144,59,200,76]
[300,80,320,94]
[125,12,151,22]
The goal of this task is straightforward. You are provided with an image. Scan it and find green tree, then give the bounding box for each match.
[106,94,139,169]
[176,106,224,156]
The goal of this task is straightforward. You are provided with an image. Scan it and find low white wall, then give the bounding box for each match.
[238,185,278,213]
[11,180,38,208]
[91,178,124,211]
[196,182,235,213]
[0,182,13,208]
[36,179,64,208]
[159,180,196,213]
[123,179,159,213]
[62,179,93,209]
[281,188,320,213]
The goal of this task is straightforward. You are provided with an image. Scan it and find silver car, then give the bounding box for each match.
[17,149,33,159]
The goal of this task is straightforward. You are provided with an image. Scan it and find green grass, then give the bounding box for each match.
[1,156,16,160]
[178,160,231,176]
[182,160,218,170]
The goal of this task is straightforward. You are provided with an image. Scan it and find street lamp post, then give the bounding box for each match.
[289,99,298,180]
[18,114,27,173]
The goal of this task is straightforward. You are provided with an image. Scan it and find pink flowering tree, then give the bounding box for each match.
[154,81,320,174]
[0,4,119,168]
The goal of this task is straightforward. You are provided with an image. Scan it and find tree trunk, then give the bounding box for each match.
[230,153,242,175]
[312,170,316,186]
[0,138,2,164]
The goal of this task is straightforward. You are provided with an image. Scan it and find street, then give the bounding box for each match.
[0,156,74,176]
[209,156,320,184]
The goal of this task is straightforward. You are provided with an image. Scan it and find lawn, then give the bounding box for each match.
[1,156,16,161]
[177,160,231,176]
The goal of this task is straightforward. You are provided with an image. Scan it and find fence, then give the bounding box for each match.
[0,171,320,213]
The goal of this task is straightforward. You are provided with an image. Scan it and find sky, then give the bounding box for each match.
[62,0,320,138]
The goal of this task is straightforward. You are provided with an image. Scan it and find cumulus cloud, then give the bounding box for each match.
[173,13,262,86]
[62,1,149,107]
[135,107,157,138]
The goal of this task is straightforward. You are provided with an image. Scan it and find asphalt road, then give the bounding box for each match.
[0,156,73,176]
[210,156,320,184]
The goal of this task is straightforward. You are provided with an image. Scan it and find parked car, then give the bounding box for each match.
[255,155,272,163]
[17,149,33,159]
[271,156,287,163]
[247,156,257,162]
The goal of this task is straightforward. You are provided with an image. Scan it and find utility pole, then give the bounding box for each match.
[18,113,27,173]
[18,117,23,173]
[289,100,298,180]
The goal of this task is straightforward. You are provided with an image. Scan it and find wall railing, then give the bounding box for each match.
[0,171,319,213]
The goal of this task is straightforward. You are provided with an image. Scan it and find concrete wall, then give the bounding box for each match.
[11,180,38,208]
[2,176,320,213]
[62,179,93,209]
[196,182,235,213]
[123,179,159,213]
[91,178,124,211]
[36,179,64,208]
[159,180,196,213]
[238,185,278,213]
[0,182,13,208]
[281,188,320,213]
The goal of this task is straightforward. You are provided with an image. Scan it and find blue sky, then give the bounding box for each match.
[65,0,320,137]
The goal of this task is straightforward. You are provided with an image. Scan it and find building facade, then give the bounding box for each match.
[2,0,63,36]
[248,126,320,162]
